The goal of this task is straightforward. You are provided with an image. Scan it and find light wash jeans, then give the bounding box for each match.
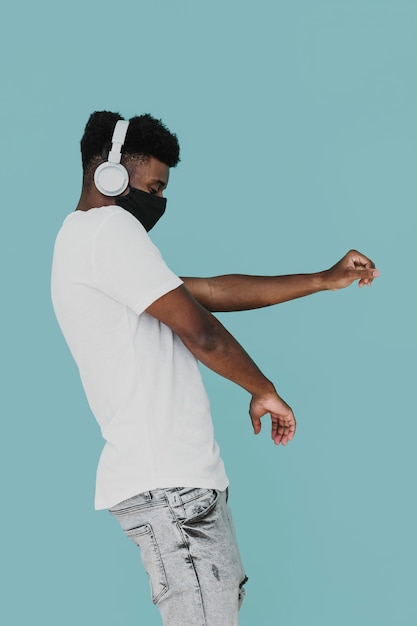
[109,487,247,625]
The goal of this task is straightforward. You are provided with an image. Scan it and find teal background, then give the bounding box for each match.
[2,1,416,624]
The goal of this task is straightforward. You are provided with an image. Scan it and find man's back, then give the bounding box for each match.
[51,205,228,510]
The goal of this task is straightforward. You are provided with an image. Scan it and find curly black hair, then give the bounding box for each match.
[80,110,180,183]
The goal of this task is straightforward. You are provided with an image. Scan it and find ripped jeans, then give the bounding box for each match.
[109,487,247,625]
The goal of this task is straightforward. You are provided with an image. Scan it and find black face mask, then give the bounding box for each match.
[115,186,167,232]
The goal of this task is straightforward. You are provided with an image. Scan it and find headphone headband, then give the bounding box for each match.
[107,120,130,164]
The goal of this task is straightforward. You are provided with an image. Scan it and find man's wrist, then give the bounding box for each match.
[251,379,276,399]
[315,270,331,291]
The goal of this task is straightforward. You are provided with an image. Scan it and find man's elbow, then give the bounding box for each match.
[179,323,219,356]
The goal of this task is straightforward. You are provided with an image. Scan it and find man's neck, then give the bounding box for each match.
[75,187,115,212]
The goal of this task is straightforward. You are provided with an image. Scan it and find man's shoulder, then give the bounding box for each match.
[64,205,128,225]
[57,205,145,238]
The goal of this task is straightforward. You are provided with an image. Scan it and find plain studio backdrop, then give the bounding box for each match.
[1,1,415,625]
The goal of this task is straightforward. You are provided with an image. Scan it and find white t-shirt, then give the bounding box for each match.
[51,206,228,509]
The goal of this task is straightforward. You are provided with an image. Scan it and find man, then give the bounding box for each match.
[51,111,379,625]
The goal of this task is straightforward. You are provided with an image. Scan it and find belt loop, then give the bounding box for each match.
[165,488,185,515]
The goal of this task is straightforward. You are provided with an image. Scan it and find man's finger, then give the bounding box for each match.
[251,411,262,435]
[348,250,375,269]
[271,415,293,445]
[355,268,380,287]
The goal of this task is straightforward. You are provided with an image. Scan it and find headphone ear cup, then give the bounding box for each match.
[94,162,129,196]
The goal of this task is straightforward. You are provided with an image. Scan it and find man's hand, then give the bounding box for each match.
[250,391,296,446]
[323,250,380,291]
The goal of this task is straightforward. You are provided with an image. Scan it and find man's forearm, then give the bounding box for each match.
[182,273,327,312]
[146,284,274,396]
[178,304,295,445]
[175,296,275,396]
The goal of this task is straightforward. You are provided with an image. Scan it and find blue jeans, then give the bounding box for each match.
[109,487,247,625]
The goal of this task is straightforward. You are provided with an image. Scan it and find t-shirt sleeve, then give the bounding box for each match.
[92,210,183,314]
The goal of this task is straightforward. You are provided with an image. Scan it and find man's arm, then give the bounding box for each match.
[181,250,380,312]
[146,285,296,446]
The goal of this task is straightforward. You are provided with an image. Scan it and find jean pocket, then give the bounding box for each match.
[179,488,219,524]
[125,523,168,604]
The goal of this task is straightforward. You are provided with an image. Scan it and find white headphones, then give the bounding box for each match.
[94,119,130,196]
